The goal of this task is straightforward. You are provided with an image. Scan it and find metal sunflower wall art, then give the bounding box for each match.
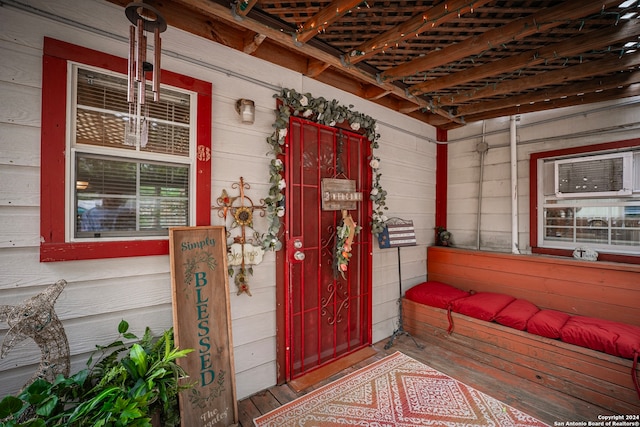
[213,177,266,296]
[233,206,253,227]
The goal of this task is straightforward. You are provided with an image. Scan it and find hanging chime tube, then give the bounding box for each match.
[153,27,161,102]
[135,17,144,82]
[136,18,146,105]
[128,25,136,104]
[141,30,147,104]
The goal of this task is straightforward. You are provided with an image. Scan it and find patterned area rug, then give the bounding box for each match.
[254,351,549,426]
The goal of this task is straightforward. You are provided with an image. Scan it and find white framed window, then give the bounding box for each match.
[69,65,195,241]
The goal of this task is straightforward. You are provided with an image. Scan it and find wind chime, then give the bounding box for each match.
[124,2,167,147]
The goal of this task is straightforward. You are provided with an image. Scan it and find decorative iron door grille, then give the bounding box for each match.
[284,117,372,379]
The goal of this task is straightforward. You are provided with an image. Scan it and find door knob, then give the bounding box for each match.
[294,251,306,261]
[293,239,303,249]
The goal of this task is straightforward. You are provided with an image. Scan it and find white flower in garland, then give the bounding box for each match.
[263,88,388,251]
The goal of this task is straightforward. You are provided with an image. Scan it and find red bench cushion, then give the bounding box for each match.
[494,299,540,331]
[615,324,640,359]
[527,310,571,339]
[451,292,516,322]
[560,316,640,358]
[405,281,469,309]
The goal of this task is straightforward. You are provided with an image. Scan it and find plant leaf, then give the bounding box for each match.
[129,344,148,377]
[118,320,130,334]
[0,395,23,418]
[68,386,120,423]
[34,395,58,417]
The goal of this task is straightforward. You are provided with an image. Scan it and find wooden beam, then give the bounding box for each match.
[306,59,331,77]
[363,86,392,100]
[380,0,622,82]
[243,33,266,54]
[234,0,258,18]
[107,0,246,48]
[437,52,640,106]
[459,83,640,123]
[456,70,640,117]
[166,0,457,123]
[344,0,492,66]
[409,19,640,95]
[294,0,363,44]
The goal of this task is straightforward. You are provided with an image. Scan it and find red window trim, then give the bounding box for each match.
[40,37,212,262]
[529,137,640,264]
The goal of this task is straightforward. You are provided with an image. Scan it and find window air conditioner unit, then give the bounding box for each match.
[555,152,633,198]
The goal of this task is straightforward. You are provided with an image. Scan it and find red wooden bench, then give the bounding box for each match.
[403,246,640,414]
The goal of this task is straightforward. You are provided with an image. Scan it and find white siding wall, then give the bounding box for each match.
[447,100,640,253]
[0,0,435,398]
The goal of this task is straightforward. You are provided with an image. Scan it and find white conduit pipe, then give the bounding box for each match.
[510,116,520,254]
[476,121,487,250]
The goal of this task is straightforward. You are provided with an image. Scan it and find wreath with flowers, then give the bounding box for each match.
[334,213,362,278]
[263,88,388,272]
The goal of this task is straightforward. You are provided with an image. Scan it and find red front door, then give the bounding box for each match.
[281,117,372,380]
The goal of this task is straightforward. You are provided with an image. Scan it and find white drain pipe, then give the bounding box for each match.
[510,116,520,254]
[476,121,488,250]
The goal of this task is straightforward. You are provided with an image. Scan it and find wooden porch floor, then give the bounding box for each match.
[237,333,614,426]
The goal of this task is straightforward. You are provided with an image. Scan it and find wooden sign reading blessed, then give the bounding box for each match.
[169,226,238,427]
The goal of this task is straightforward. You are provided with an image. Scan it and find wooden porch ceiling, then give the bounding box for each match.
[107,0,640,129]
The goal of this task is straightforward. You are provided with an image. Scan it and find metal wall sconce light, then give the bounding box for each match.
[235,99,255,124]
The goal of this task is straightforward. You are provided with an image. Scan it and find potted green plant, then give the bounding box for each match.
[0,320,193,427]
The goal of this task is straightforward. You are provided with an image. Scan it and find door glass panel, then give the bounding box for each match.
[303,186,320,248]
[303,126,319,185]
[291,262,303,315]
[303,249,319,311]
[291,121,302,187]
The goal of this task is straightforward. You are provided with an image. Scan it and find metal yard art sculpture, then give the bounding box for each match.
[0,279,70,390]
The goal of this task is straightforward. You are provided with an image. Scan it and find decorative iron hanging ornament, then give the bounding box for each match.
[125,2,167,146]
[213,177,267,296]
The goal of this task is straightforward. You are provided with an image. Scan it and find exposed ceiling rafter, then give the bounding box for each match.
[294,0,363,44]
[105,0,640,129]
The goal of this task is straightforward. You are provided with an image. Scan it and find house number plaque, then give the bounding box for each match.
[322,178,363,210]
[169,226,238,427]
